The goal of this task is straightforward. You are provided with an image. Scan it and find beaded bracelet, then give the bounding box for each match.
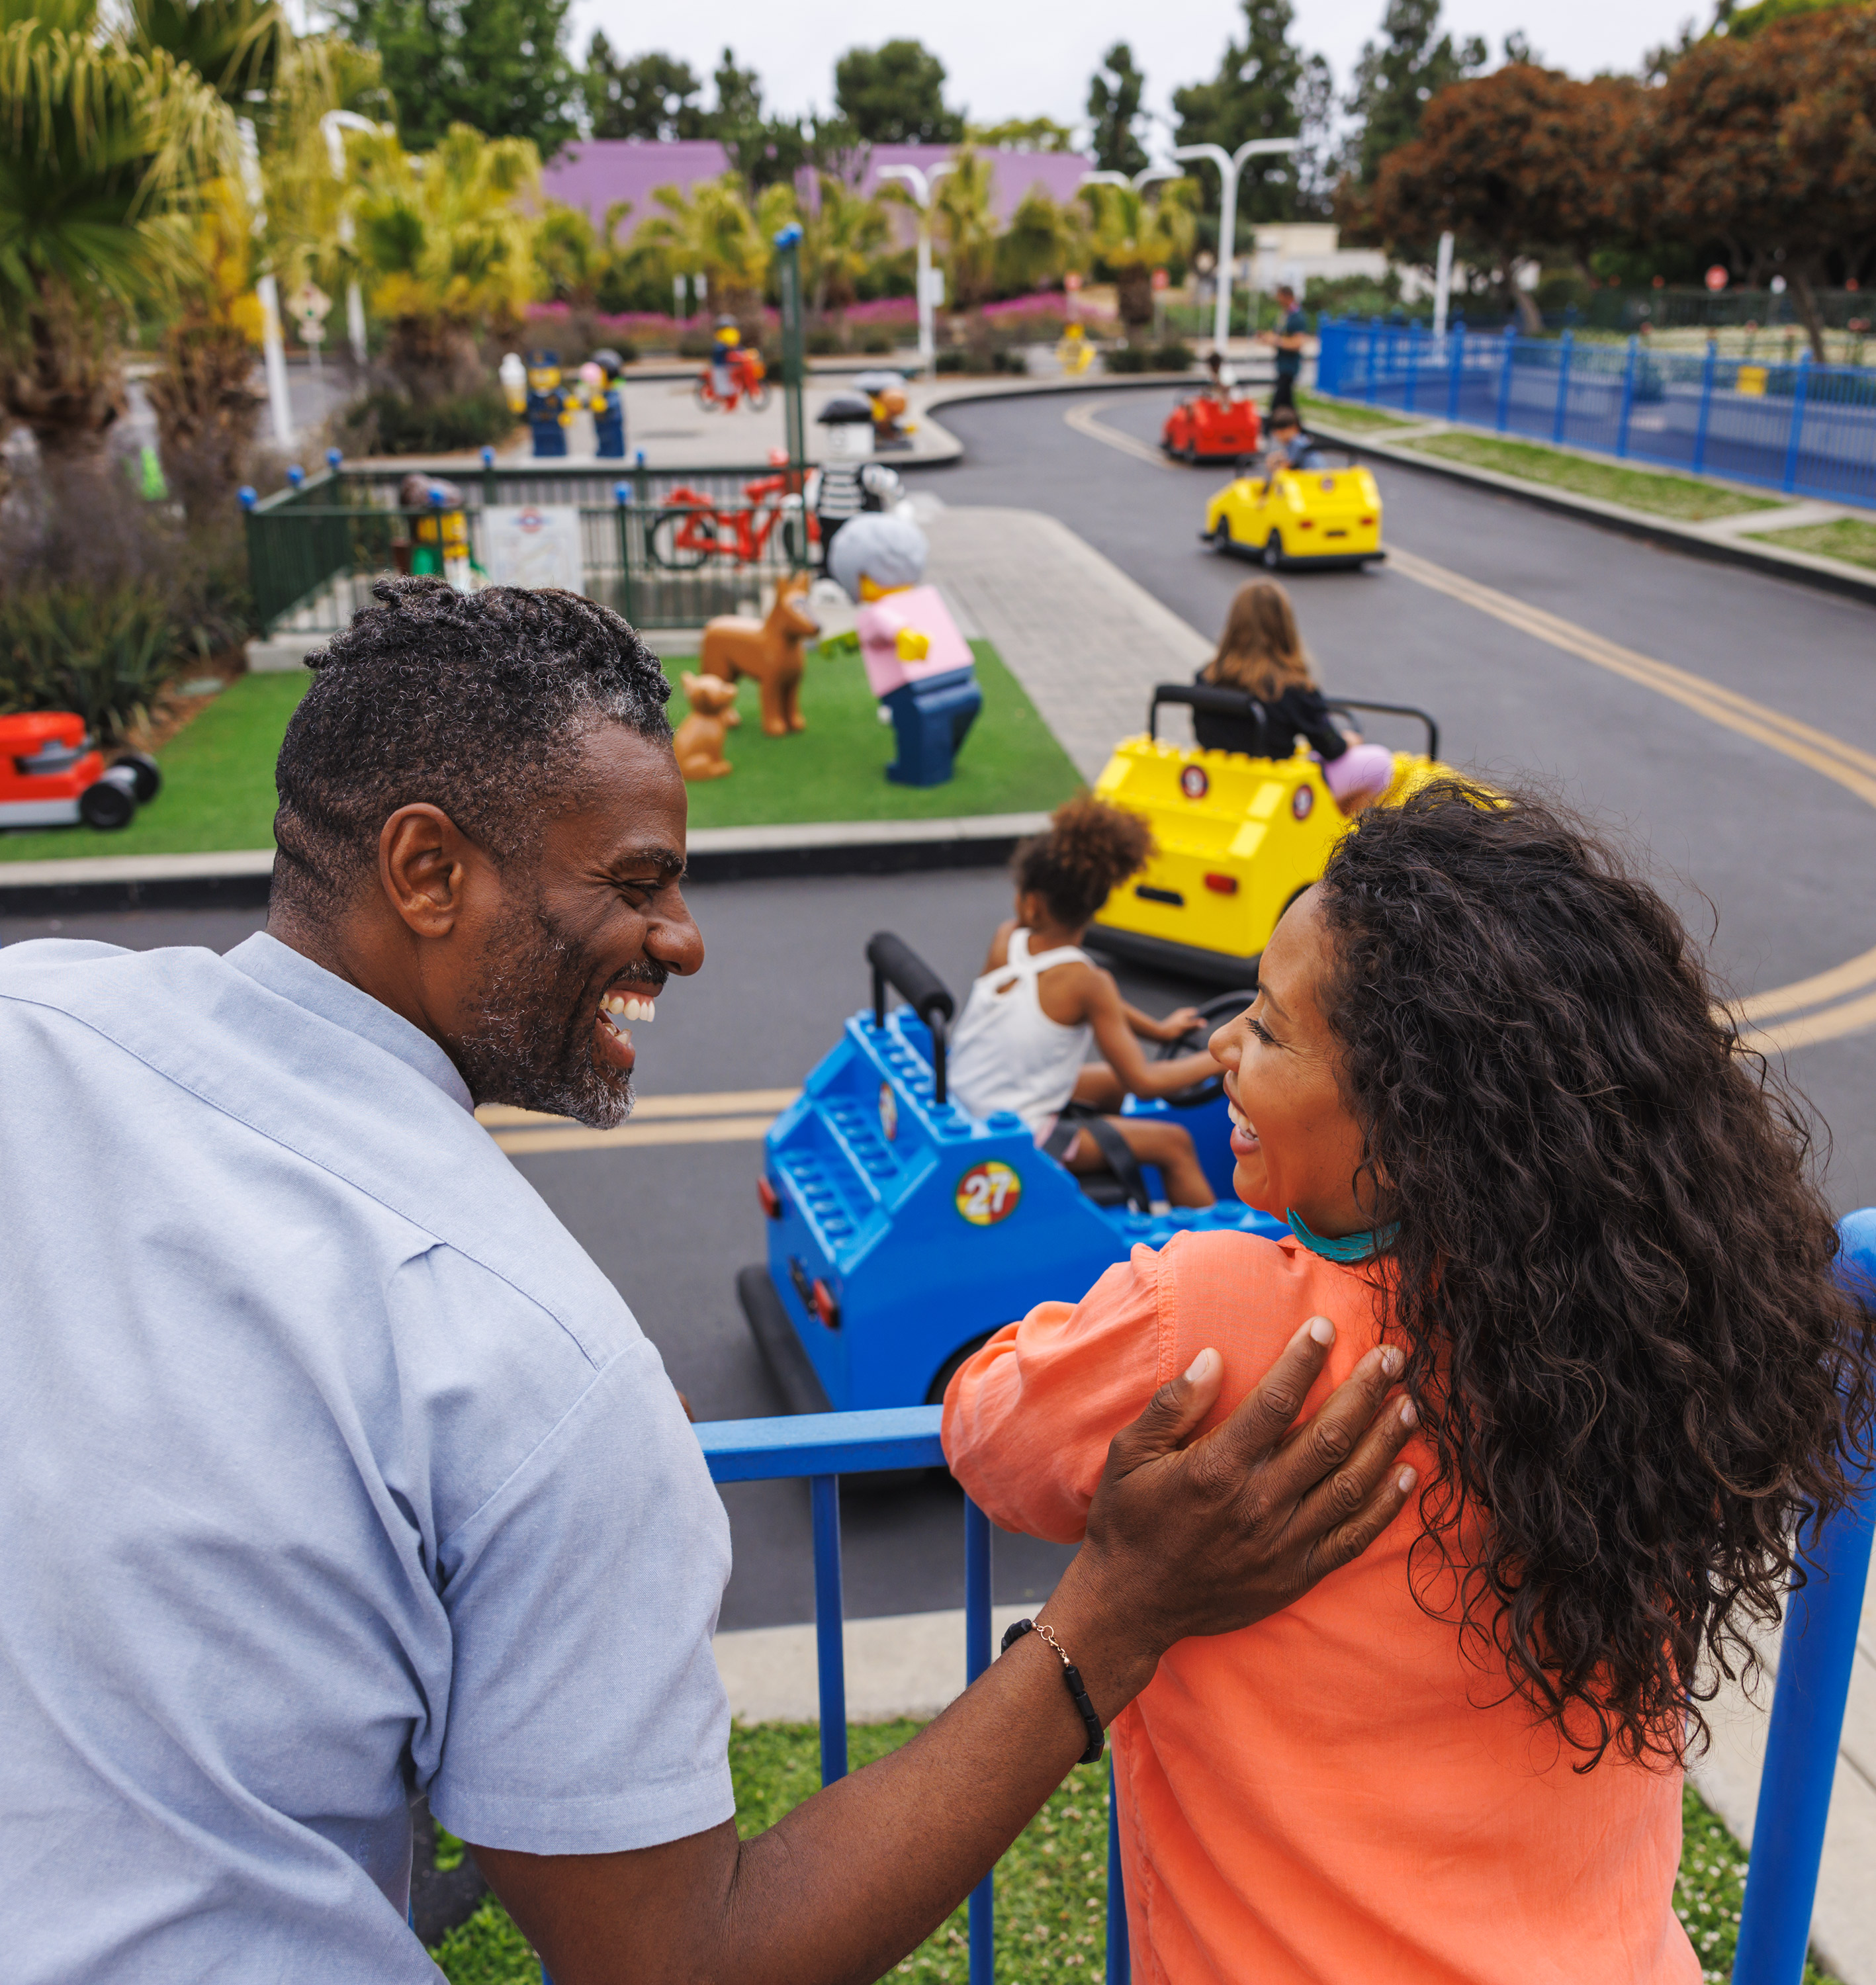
[1001,1616,1104,1765]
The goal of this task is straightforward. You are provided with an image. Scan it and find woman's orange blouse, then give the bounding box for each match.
[942,1228,1698,1985]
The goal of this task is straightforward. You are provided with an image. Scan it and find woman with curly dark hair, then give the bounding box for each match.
[945,781,1871,1985]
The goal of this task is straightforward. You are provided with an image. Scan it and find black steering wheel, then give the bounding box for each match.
[1151,989,1257,1108]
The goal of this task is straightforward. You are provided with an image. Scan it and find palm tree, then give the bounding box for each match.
[349,122,542,402]
[0,10,235,459]
[1080,177,1198,331]
[994,187,1082,296]
[800,173,891,323]
[926,148,1001,312]
[631,173,791,341]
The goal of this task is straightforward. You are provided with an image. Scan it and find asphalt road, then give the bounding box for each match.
[11,382,1874,1628]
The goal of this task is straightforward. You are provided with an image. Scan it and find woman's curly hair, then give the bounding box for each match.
[1014,795,1153,929]
[1315,780,1873,1767]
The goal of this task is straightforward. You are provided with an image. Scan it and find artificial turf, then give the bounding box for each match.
[1392,430,1783,521]
[0,672,308,863]
[658,639,1082,830]
[0,640,1079,865]
[1294,390,1423,433]
[427,1724,1838,1984]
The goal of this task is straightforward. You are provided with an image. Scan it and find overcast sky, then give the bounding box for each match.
[566,0,1706,139]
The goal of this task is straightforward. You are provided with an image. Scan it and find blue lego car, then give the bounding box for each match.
[737,934,1280,1415]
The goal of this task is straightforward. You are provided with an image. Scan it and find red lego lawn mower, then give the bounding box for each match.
[0,713,160,831]
[1161,392,1264,464]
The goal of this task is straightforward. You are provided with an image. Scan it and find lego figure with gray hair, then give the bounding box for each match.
[828,513,981,787]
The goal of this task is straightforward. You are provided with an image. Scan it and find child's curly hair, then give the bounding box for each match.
[1316,779,1873,1768]
[1013,795,1153,929]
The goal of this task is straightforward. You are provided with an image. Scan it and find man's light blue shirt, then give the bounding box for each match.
[0,934,734,1982]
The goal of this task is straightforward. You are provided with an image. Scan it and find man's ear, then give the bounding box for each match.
[379,804,480,937]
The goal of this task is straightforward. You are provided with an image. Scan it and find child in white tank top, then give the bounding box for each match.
[947,797,1226,1207]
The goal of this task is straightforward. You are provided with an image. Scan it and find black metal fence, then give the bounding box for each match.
[243,459,813,638]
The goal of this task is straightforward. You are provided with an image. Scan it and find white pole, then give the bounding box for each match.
[345,281,367,367]
[880,163,950,376]
[1173,139,1298,355]
[1433,231,1454,339]
[257,272,294,445]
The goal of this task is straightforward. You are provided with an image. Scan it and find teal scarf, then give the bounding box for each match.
[1286,1210,1399,1264]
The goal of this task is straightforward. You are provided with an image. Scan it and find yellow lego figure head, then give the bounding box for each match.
[714,318,740,351]
[527,352,560,392]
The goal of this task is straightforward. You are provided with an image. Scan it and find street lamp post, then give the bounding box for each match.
[1171,139,1300,353]
[321,110,391,369]
[878,161,955,375]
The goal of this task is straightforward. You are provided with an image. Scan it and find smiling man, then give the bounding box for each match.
[0,578,1417,1984]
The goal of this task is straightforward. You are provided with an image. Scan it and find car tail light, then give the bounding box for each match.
[1204,873,1239,895]
[811,1278,841,1330]
[1359,515,1375,526]
[1297,519,1316,531]
[758,1177,782,1219]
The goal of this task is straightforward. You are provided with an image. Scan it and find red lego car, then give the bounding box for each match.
[0,713,159,830]
[1161,392,1264,464]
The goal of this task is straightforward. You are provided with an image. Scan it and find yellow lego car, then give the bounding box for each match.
[1202,458,1384,571]
[1088,683,1443,985]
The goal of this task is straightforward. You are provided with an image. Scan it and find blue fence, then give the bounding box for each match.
[540,1213,1876,1985]
[1315,318,1876,512]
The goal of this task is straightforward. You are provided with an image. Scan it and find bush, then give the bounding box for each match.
[1104,342,1151,373]
[860,331,894,354]
[338,388,515,457]
[0,583,187,742]
[805,326,842,356]
[1153,337,1195,371]
[678,331,715,359]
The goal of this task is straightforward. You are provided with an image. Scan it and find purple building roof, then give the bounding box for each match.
[541,139,1097,243]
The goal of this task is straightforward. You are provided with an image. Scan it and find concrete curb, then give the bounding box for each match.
[0,815,1050,916]
[1306,414,1876,608]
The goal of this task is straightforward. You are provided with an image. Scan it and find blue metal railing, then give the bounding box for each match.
[1315,317,1876,511]
[533,1212,1875,1985]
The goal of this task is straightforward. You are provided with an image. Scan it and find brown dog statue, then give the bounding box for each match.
[699,573,819,737]
[672,672,740,781]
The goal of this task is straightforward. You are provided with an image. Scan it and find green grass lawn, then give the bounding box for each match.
[662,639,1082,829]
[1296,390,1423,432]
[0,640,1077,867]
[428,1722,1836,1984]
[1391,430,1782,522]
[1746,515,1876,573]
[0,673,308,863]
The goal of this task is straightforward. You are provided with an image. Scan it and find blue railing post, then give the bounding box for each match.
[1693,339,1717,476]
[1496,327,1517,431]
[1781,352,1811,494]
[1404,326,1420,414]
[1552,330,1574,446]
[1447,326,1464,421]
[1732,1215,1876,1985]
[965,1498,995,1985]
[1106,1757,1130,1984]
[1364,319,1380,406]
[1615,335,1639,457]
[812,1474,848,1785]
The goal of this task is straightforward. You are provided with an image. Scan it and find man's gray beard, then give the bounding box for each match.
[451,893,639,1129]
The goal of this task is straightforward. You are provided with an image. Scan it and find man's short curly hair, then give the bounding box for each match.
[272,578,672,915]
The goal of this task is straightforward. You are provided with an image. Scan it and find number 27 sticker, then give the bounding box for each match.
[956,1161,1022,1225]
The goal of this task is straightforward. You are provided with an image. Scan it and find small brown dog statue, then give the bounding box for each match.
[672,672,740,781]
[699,572,819,737]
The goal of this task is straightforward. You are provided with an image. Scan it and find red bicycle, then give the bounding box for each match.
[648,469,817,568]
[694,348,770,412]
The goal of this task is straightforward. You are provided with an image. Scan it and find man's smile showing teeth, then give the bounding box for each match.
[601,993,656,1035]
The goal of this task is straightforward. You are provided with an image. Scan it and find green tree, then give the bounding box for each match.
[1087,42,1149,176]
[327,0,579,157]
[967,116,1075,151]
[1343,0,1487,189]
[0,8,234,459]
[1171,0,1318,226]
[924,147,999,308]
[994,187,1082,292]
[1081,177,1198,326]
[799,173,891,317]
[580,38,703,141]
[834,39,963,144]
[630,171,793,335]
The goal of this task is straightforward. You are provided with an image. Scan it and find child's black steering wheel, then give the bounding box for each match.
[1151,989,1257,1108]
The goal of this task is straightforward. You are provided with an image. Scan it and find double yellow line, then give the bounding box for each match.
[479,1088,800,1155]
[1385,547,1876,1055]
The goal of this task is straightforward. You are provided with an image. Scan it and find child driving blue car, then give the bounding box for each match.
[948,798,1223,1208]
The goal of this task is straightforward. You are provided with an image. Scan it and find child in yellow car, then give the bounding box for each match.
[948,797,1223,1207]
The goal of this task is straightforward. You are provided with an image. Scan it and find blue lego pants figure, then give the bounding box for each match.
[882,667,983,787]
[593,389,626,458]
[527,400,568,457]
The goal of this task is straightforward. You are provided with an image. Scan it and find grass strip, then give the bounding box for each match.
[661,639,1083,830]
[0,673,309,863]
[429,1722,1836,1984]
[1745,516,1876,574]
[1391,431,1781,521]
[1296,390,1422,433]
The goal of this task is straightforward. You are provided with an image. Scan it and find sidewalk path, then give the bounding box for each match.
[922,502,1210,779]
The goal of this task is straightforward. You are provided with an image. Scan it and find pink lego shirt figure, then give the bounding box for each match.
[856,584,973,699]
